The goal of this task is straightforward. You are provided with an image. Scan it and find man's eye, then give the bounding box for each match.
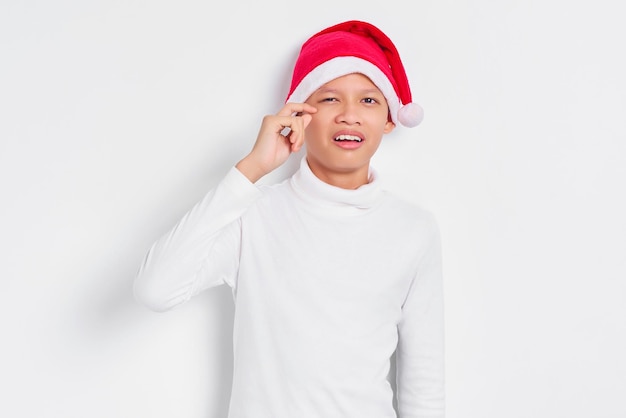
[322,97,337,102]
[363,98,378,104]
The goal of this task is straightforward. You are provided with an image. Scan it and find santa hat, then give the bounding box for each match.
[286,20,423,128]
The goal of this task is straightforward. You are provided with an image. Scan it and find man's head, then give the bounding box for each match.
[286,20,423,128]
[301,72,395,187]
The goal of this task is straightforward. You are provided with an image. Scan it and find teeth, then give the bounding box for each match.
[334,134,362,142]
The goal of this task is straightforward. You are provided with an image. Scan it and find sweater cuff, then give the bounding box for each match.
[222,166,264,205]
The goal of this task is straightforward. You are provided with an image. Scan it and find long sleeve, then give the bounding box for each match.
[133,167,263,312]
[396,218,445,418]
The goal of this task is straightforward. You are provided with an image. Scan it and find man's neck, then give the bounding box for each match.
[305,158,370,190]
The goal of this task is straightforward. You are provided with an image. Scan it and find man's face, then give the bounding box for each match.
[304,73,395,188]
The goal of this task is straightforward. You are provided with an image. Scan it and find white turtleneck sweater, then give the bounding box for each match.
[134,157,445,418]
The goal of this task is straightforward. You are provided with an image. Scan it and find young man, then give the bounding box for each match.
[134,20,444,418]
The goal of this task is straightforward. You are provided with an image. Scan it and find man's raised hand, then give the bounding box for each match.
[236,103,317,183]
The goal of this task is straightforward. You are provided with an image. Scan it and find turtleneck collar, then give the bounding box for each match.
[289,157,384,212]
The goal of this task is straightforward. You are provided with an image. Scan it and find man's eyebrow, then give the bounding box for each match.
[361,88,384,95]
[315,87,338,94]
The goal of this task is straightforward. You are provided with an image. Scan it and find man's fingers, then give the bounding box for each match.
[273,111,312,138]
[301,113,313,128]
[270,115,303,138]
[277,102,318,117]
[289,113,313,152]
[259,103,316,153]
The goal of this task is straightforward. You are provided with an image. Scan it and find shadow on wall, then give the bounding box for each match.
[65,246,235,416]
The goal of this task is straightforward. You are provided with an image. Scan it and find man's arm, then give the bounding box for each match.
[133,102,317,312]
[133,168,262,312]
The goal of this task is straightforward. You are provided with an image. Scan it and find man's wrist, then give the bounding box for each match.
[235,156,267,184]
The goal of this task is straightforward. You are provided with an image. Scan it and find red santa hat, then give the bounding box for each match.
[286,20,423,128]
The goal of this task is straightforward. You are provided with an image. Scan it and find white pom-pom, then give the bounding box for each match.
[397,102,424,127]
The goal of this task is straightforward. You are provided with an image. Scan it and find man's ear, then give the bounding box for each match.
[384,120,396,134]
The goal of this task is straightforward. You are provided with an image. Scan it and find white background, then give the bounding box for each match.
[1,0,625,417]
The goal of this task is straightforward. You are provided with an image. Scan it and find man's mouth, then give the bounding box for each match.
[334,134,363,143]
